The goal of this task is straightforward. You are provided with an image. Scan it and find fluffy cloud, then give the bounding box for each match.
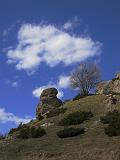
[62,16,79,30]
[7,23,102,73]
[32,84,64,99]
[0,108,32,125]
[58,75,70,88]
[62,22,73,30]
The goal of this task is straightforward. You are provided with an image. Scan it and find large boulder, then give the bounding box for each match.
[96,73,120,95]
[36,88,63,120]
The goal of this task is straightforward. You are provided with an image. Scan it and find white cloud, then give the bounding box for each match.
[62,16,79,30]
[0,108,32,125]
[32,84,64,99]
[11,81,19,87]
[7,23,102,74]
[32,75,70,99]
[58,75,70,88]
[6,80,19,88]
[62,22,73,30]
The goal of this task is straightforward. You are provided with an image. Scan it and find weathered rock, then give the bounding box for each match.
[36,88,63,120]
[105,94,117,105]
[96,73,120,95]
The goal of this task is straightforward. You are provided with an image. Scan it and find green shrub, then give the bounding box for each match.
[58,111,93,126]
[100,110,120,124]
[9,122,24,135]
[57,127,84,138]
[46,108,67,118]
[17,126,46,139]
[104,124,120,137]
[100,110,120,136]
[30,127,46,138]
[17,127,30,139]
[9,128,19,135]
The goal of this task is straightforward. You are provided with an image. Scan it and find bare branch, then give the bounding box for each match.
[70,62,101,95]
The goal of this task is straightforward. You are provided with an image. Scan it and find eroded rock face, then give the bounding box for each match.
[105,94,117,105]
[36,88,63,120]
[96,73,120,95]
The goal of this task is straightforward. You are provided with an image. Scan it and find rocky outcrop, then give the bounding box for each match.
[36,88,63,120]
[105,94,117,105]
[96,73,120,95]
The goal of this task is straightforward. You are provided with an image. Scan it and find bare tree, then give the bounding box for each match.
[70,62,101,96]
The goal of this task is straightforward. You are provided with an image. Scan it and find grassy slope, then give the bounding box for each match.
[0,95,120,160]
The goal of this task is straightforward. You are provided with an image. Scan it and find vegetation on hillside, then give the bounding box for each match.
[9,125,46,139]
[58,111,93,126]
[57,127,84,138]
[100,110,120,136]
[46,107,67,118]
[0,94,120,160]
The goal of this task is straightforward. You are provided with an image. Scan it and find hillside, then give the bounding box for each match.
[0,94,120,160]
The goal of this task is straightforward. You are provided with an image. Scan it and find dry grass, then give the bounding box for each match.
[0,94,120,160]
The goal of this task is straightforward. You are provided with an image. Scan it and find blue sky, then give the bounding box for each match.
[0,0,120,133]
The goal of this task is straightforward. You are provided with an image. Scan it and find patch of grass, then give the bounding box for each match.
[58,111,93,126]
[1,95,120,160]
[46,108,67,118]
[73,94,94,101]
[57,127,84,138]
[73,94,86,101]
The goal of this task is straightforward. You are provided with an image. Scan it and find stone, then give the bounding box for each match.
[96,73,120,95]
[116,73,120,80]
[40,122,54,127]
[105,94,117,105]
[36,88,63,120]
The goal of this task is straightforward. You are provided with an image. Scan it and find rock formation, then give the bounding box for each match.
[36,88,63,120]
[96,73,120,95]
[105,94,117,105]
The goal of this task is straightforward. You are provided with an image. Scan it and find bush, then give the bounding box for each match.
[104,124,120,137]
[100,110,120,136]
[9,122,24,135]
[100,110,120,124]
[58,111,93,126]
[9,128,19,135]
[57,127,84,138]
[17,127,30,139]
[30,127,46,138]
[17,125,46,139]
[46,108,67,118]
